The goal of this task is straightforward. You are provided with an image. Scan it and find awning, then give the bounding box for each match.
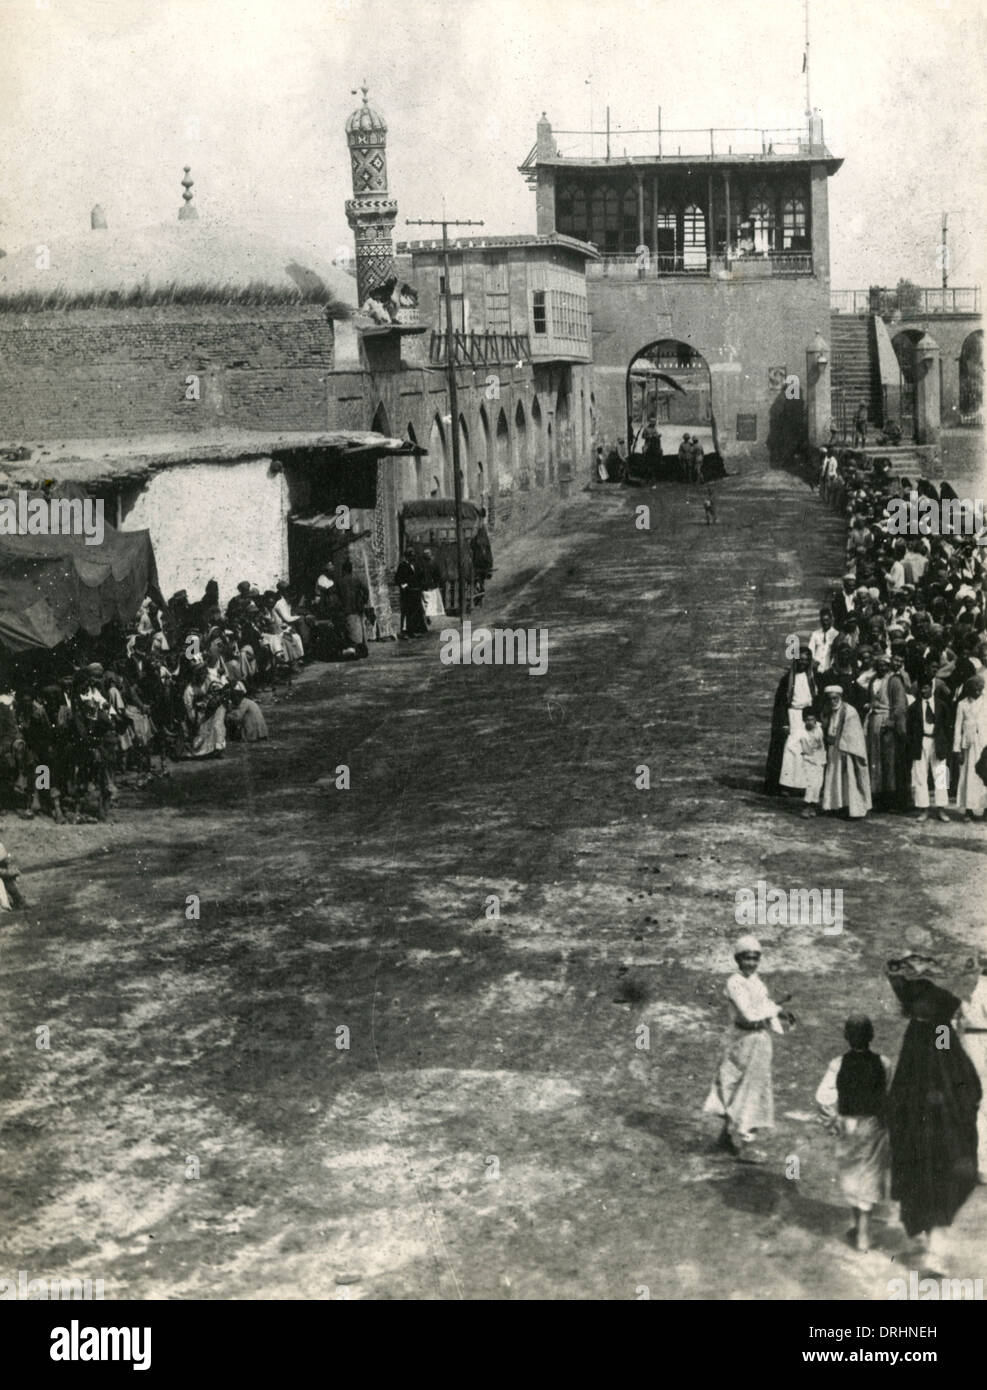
[0,430,428,488]
[0,516,157,654]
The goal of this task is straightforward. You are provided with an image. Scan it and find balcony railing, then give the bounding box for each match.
[831,287,982,315]
[588,253,708,278]
[429,331,532,367]
[586,250,813,280]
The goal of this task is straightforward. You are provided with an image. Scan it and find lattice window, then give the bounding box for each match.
[621,186,638,252]
[782,194,807,250]
[591,185,620,252]
[486,292,510,332]
[747,189,776,254]
[683,204,707,268]
[557,182,588,238]
[656,205,677,264]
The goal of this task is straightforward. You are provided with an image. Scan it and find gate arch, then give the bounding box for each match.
[626,340,716,466]
[960,329,984,420]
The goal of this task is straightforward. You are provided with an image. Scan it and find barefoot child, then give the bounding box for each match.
[815,1014,892,1252]
[799,711,826,817]
[703,487,716,525]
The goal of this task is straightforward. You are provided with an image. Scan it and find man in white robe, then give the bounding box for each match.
[704,935,792,1163]
[821,686,872,818]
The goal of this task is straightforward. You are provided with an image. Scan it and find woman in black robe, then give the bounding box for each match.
[885,959,981,1258]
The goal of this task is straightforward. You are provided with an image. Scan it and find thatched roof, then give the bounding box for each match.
[0,430,426,489]
[0,220,357,316]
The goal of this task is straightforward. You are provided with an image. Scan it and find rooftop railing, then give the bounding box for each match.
[831,287,981,315]
[527,125,816,164]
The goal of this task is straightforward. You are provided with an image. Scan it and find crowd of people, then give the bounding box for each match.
[706,936,985,1264]
[0,522,500,827]
[765,448,987,822]
[717,443,987,1262]
[0,558,392,824]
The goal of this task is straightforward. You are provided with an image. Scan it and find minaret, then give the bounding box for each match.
[178,166,198,221]
[344,85,397,305]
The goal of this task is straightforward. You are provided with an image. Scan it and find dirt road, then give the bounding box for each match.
[2,461,984,1299]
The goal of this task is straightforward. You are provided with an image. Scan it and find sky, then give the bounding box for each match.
[1,0,985,289]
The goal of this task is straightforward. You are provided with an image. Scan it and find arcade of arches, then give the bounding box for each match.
[378,376,581,518]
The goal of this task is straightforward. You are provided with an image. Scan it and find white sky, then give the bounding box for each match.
[1,0,984,288]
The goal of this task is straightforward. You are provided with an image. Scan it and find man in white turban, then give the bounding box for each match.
[704,936,793,1162]
[821,685,872,818]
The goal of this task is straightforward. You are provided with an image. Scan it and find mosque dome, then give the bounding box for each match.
[345,86,387,138]
[0,217,358,313]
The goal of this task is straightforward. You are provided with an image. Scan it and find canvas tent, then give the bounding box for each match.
[0,503,156,654]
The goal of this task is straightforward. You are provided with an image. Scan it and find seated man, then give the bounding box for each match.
[273,582,308,660]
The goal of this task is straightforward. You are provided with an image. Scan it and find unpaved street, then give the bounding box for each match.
[2,463,985,1300]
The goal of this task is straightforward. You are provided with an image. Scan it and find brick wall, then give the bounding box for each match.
[0,304,334,440]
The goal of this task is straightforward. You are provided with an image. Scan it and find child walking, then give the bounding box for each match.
[815,1014,892,1252]
[799,710,826,818]
[703,487,717,525]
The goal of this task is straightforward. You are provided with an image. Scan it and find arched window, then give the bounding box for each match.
[557,182,588,238]
[960,330,983,417]
[655,204,677,268]
[458,414,470,497]
[591,185,620,252]
[683,204,707,269]
[428,414,449,495]
[495,407,511,492]
[747,189,776,255]
[514,400,530,483]
[406,422,424,498]
[621,186,638,252]
[781,192,807,250]
[531,395,545,484]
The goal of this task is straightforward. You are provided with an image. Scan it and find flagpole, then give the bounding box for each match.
[803,0,811,118]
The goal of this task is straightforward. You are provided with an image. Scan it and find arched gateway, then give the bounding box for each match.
[626,340,719,477]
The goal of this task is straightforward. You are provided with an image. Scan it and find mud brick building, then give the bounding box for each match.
[0,93,591,605]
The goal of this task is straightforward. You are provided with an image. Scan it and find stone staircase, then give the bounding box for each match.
[854,443,940,475]
[830,314,884,431]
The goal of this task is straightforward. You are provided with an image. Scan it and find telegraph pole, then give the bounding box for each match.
[941,212,949,289]
[803,0,812,118]
[405,214,484,629]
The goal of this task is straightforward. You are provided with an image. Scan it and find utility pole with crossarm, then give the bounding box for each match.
[405,214,484,629]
